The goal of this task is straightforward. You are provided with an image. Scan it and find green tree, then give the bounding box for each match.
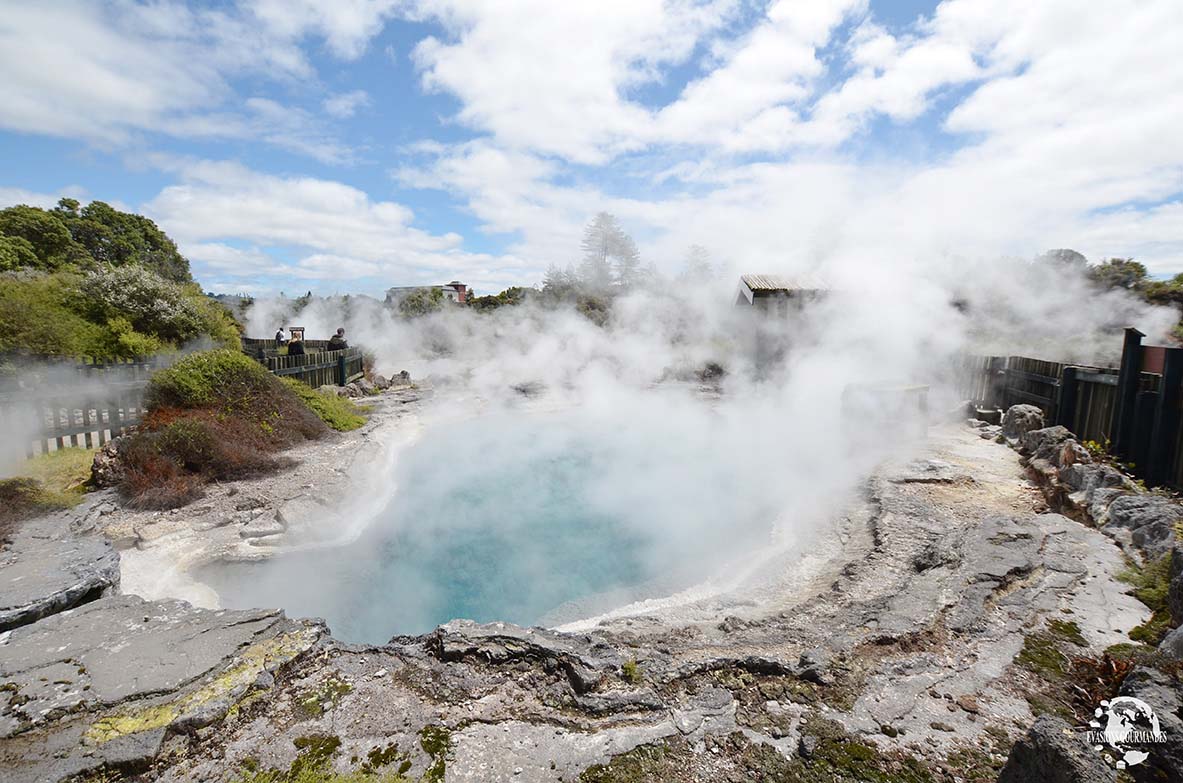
[579,212,640,291]
[53,199,192,282]
[0,205,79,269]
[1089,257,1147,290]
[0,235,39,271]
[398,287,445,317]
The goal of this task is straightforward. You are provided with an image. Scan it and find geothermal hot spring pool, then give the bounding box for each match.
[199,405,787,644]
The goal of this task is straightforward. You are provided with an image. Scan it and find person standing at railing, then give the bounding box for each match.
[327,327,349,351]
[275,326,288,346]
[287,336,305,356]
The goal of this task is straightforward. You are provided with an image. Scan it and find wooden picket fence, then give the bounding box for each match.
[0,383,148,456]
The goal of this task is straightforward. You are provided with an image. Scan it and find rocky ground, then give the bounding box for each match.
[2,401,1182,782]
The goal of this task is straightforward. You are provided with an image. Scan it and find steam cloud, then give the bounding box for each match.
[209,254,1181,636]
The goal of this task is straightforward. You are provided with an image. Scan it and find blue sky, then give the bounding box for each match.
[1,0,1180,296]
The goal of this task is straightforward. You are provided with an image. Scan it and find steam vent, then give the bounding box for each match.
[3,2,1183,781]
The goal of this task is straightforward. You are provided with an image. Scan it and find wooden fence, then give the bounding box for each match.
[0,382,148,457]
[242,337,333,357]
[260,347,365,389]
[959,329,1183,489]
[0,344,365,458]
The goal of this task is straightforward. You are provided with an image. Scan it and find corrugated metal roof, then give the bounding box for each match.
[740,273,829,292]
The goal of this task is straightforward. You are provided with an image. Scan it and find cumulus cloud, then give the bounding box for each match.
[144,157,532,292]
[3,0,1181,290]
[0,1,363,158]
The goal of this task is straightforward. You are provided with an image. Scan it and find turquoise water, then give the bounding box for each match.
[200,406,775,643]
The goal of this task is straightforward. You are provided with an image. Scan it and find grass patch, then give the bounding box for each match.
[418,726,451,783]
[1118,552,1175,645]
[1017,632,1072,679]
[0,447,95,541]
[281,379,367,432]
[621,659,641,684]
[1046,619,1087,647]
[231,733,413,783]
[296,676,353,718]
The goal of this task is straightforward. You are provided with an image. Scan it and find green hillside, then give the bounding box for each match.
[0,198,238,358]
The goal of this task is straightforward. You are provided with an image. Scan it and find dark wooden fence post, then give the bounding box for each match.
[1148,347,1183,486]
[1133,390,1158,474]
[986,356,1005,409]
[1057,366,1079,432]
[336,353,347,386]
[1113,327,1145,459]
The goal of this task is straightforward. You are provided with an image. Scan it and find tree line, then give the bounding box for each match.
[0,199,238,360]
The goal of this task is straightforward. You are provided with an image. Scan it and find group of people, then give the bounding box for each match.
[273,327,349,356]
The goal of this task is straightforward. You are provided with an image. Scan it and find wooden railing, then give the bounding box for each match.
[0,382,148,456]
[259,347,365,389]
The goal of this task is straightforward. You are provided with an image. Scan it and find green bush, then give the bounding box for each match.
[281,379,368,432]
[146,349,274,409]
[0,271,102,355]
[81,265,205,344]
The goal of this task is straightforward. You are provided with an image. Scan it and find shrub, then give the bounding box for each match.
[117,434,207,510]
[146,349,263,408]
[281,379,367,432]
[91,316,165,359]
[81,265,206,344]
[148,350,325,445]
[0,271,103,355]
[117,349,328,508]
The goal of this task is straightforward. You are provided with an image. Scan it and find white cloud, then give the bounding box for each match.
[393,0,1183,281]
[409,0,738,162]
[323,90,372,118]
[0,185,87,210]
[0,1,376,159]
[145,158,531,292]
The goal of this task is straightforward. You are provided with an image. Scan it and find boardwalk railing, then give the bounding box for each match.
[0,381,148,457]
[242,337,333,357]
[259,347,365,389]
[0,354,179,456]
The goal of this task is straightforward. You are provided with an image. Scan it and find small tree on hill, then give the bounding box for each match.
[1089,258,1147,290]
[578,212,641,292]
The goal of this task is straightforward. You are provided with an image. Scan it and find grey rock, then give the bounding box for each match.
[1020,426,1075,464]
[575,689,664,714]
[0,514,119,632]
[1158,625,1183,660]
[89,435,128,489]
[238,512,285,539]
[1106,494,1183,532]
[425,619,623,694]
[1002,405,1045,439]
[0,594,322,783]
[354,378,378,395]
[997,715,1115,783]
[233,496,267,512]
[371,373,391,390]
[1169,542,1183,626]
[1131,521,1177,560]
[979,424,1003,440]
[1119,666,1183,780]
[1104,494,1182,560]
